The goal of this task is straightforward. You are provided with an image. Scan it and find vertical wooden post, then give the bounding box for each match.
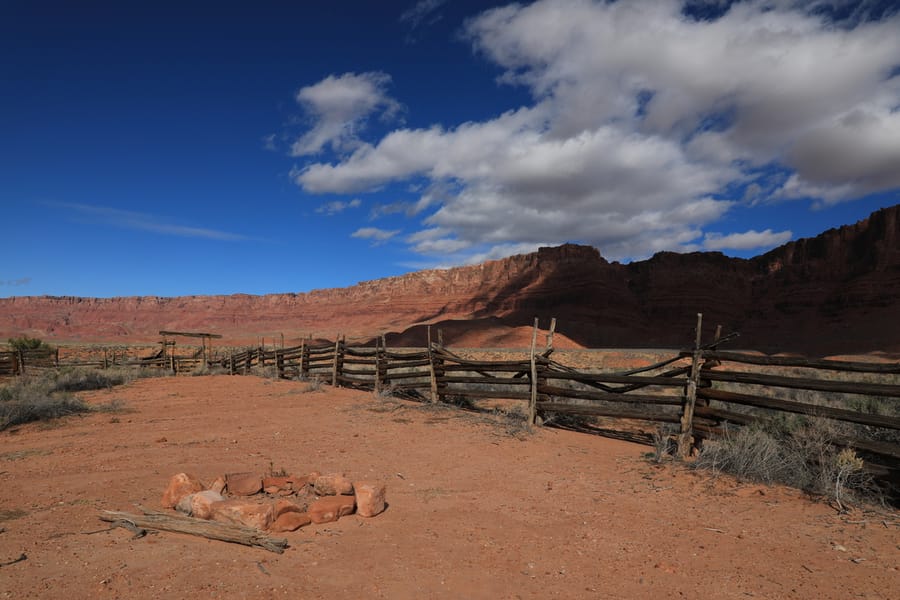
[380,334,389,391]
[528,317,539,426]
[374,336,382,395]
[103,349,109,369]
[228,352,235,375]
[331,336,342,387]
[545,317,557,352]
[437,328,444,348]
[427,326,442,404]
[54,347,60,367]
[300,340,309,379]
[276,349,285,380]
[678,313,704,458]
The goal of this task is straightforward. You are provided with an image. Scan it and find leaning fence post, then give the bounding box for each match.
[528,317,539,426]
[331,336,343,387]
[678,313,704,458]
[374,337,382,395]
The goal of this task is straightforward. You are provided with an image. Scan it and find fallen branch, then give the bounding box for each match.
[0,553,26,567]
[99,507,289,554]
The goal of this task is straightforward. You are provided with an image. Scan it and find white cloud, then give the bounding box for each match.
[291,72,401,157]
[351,227,401,245]
[400,0,446,30]
[316,198,362,215]
[291,0,900,262]
[703,228,793,251]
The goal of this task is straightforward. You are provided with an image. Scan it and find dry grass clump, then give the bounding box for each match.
[0,368,131,431]
[693,421,879,510]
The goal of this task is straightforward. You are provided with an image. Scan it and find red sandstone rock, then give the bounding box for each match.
[226,472,262,496]
[354,481,386,517]
[273,498,308,519]
[314,473,354,496]
[209,476,226,494]
[161,473,204,509]
[308,495,355,524]
[191,490,225,520]
[262,476,292,494]
[269,512,311,533]
[210,499,274,531]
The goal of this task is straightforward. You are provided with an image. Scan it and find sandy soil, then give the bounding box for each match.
[0,375,897,599]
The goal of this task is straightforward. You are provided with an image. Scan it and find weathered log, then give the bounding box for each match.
[541,371,687,387]
[697,388,900,430]
[700,370,900,398]
[537,384,682,405]
[439,376,531,386]
[688,350,900,374]
[99,508,289,554]
[536,402,681,423]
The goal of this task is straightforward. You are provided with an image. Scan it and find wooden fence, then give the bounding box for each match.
[3,315,899,481]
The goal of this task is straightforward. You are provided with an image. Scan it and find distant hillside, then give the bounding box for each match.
[2,204,899,354]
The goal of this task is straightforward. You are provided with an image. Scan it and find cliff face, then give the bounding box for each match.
[2,205,899,353]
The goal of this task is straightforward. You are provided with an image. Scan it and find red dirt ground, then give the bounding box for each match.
[1,376,897,599]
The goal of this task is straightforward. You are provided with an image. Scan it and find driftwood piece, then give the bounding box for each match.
[99,508,289,554]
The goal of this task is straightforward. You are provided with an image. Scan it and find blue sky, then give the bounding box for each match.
[2,0,899,298]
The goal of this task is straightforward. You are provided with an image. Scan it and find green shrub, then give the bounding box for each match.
[7,336,52,352]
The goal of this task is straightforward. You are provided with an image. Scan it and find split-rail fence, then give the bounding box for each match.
[2,314,899,483]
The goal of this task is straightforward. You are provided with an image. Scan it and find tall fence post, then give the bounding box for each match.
[300,340,309,379]
[228,352,235,375]
[374,337,382,395]
[275,349,285,380]
[331,336,343,387]
[380,334,390,391]
[427,326,443,404]
[528,317,539,426]
[678,313,704,458]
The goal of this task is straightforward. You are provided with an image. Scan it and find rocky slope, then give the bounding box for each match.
[2,205,899,354]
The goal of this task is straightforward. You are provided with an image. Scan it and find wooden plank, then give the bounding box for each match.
[693,350,900,374]
[439,376,531,386]
[384,359,432,369]
[701,370,900,397]
[446,389,533,400]
[697,388,900,430]
[536,402,681,423]
[537,384,683,405]
[542,371,687,387]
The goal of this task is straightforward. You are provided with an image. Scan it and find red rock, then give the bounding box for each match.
[210,499,273,530]
[262,476,292,493]
[269,512,311,533]
[313,473,354,496]
[209,476,226,494]
[308,495,355,524]
[161,473,204,509]
[191,490,225,520]
[273,499,307,519]
[354,481,386,517]
[287,475,309,488]
[226,472,263,496]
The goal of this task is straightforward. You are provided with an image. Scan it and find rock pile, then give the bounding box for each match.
[160,470,386,533]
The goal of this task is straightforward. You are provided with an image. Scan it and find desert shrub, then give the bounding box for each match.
[49,367,135,392]
[7,336,52,352]
[0,377,89,430]
[650,424,678,463]
[694,421,877,510]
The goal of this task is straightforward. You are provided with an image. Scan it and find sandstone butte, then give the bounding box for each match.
[1,204,898,355]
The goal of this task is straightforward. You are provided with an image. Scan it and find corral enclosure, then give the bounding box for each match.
[3,316,899,488]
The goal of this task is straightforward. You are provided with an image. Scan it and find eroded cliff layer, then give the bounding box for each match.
[2,205,898,354]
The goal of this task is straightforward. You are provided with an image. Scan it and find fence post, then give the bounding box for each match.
[380,334,390,391]
[300,340,309,379]
[528,318,539,425]
[331,336,343,387]
[275,349,285,379]
[228,352,235,375]
[427,326,443,404]
[678,313,704,458]
[374,337,382,395]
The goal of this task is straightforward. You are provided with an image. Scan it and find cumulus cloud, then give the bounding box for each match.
[351,227,401,245]
[316,198,362,216]
[291,72,402,157]
[291,0,900,262]
[703,228,794,251]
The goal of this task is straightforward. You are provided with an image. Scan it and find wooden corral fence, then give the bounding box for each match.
[4,315,899,481]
